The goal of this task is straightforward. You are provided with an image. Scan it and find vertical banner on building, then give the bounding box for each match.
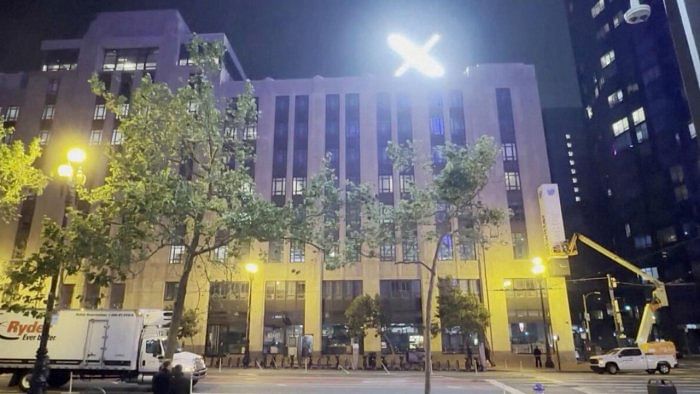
[537,184,567,257]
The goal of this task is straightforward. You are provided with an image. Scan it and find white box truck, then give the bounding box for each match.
[0,309,206,391]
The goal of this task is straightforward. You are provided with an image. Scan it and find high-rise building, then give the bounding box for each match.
[0,10,575,365]
[565,0,700,352]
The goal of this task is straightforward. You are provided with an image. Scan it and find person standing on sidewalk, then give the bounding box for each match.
[533,346,542,368]
[152,361,171,394]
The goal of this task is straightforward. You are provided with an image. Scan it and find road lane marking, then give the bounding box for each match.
[485,379,526,394]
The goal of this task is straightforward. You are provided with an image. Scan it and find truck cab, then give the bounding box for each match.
[589,347,677,375]
[137,332,207,382]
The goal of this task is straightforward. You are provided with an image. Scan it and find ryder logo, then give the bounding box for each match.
[0,320,43,340]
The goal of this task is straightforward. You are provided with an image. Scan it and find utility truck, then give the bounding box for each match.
[562,234,678,372]
[589,346,677,374]
[0,309,207,391]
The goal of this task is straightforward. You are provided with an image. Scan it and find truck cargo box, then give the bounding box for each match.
[0,310,143,370]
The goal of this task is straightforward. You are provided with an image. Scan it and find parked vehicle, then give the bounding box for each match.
[589,346,677,375]
[0,309,206,392]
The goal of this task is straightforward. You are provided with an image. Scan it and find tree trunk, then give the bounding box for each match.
[165,251,196,359]
[424,235,443,394]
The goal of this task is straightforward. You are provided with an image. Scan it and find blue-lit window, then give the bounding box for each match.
[430,116,445,136]
[438,235,453,261]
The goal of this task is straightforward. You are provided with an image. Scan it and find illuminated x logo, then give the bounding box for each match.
[388,33,444,78]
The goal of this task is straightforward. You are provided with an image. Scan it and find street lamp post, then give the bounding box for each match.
[29,148,86,394]
[582,291,601,353]
[243,262,258,368]
[532,257,555,369]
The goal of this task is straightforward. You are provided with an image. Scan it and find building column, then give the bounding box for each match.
[249,272,265,354]
[304,263,322,355]
[363,275,381,353]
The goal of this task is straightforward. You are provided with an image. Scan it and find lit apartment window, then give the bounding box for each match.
[290,240,305,262]
[211,246,227,262]
[272,177,286,196]
[607,90,624,107]
[591,0,605,18]
[242,125,257,140]
[567,151,574,157]
[613,11,624,28]
[625,223,631,237]
[118,103,129,119]
[565,134,571,140]
[380,242,396,261]
[573,187,579,193]
[586,106,593,119]
[378,175,393,193]
[5,106,19,121]
[512,232,528,259]
[566,142,573,148]
[89,130,102,145]
[569,160,575,166]
[111,129,123,145]
[612,117,630,136]
[502,143,517,161]
[690,123,697,139]
[636,123,649,143]
[39,105,54,120]
[674,185,689,202]
[169,245,185,264]
[575,196,581,202]
[571,168,577,175]
[572,177,578,184]
[399,174,414,194]
[292,177,306,195]
[596,23,610,40]
[504,172,521,191]
[94,104,106,120]
[600,49,616,69]
[39,130,50,146]
[632,107,646,125]
[641,267,659,280]
[634,235,652,249]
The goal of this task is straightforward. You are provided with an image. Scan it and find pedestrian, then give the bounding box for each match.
[169,364,190,394]
[152,360,171,394]
[533,346,542,368]
[466,346,473,371]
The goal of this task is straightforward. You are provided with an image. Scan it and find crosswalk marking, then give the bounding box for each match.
[485,379,526,394]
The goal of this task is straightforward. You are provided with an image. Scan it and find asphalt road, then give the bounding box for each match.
[1,366,700,393]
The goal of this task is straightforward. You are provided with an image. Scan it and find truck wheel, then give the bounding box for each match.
[657,363,670,375]
[606,363,619,375]
[47,370,70,388]
[18,371,32,392]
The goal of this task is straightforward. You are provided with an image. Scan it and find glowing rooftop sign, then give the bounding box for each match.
[388,33,444,78]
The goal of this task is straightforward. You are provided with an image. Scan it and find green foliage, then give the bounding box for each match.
[0,124,47,222]
[345,294,379,340]
[436,278,490,341]
[178,309,201,341]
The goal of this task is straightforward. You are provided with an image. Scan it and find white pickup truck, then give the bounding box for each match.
[589,347,677,375]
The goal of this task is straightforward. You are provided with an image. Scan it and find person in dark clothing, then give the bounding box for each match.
[169,364,190,394]
[533,346,542,368]
[152,361,171,394]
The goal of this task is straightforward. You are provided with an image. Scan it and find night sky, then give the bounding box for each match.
[0,0,580,108]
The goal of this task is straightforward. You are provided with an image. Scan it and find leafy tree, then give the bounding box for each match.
[0,124,47,222]
[178,308,201,347]
[87,37,285,358]
[345,294,377,342]
[387,138,504,393]
[436,277,490,352]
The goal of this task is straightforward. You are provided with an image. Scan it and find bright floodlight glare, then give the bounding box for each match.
[57,164,73,178]
[532,264,545,275]
[531,256,544,266]
[245,262,258,274]
[67,147,86,164]
[388,33,444,78]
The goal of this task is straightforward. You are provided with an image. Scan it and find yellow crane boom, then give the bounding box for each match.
[565,233,668,345]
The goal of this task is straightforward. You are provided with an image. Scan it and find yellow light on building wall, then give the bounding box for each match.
[245,263,258,274]
[531,256,546,275]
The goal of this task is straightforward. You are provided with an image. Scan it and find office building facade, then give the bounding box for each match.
[0,10,575,364]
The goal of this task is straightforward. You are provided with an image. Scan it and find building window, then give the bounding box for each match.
[47,79,60,95]
[42,49,78,72]
[690,123,697,139]
[164,282,179,301]
[292,177,306,195]
[41,105,55,120]
[571,168,577,175]
[268,240,283,263]
[458,240,476,260]
[575,196,581,202]
[399,174,414,194]
[379,175,393,194]
[379,242,396,261]
[569,160,575,166]
[573,187,580,193]
[641,267,659,280]
[5,106,19,121]
[568,150,574,157]
[402,239,418,261]
[438,235,453,261]
[89,130,102,145]
[118,103,130,119]
[290,240,305,262]
[38,130,50,146]
[607,90,624,107]
[657,227,677,245]
[169,245,185,264]
[512,232,528,259]
[636,123,649,143]
[187,101,199,114]
[242,125,257,140]
[632,107,646,125]
[272,177,286,196]
[109,283,126,309]
[211,246,227,262]
[505,172,521,191]
[591,0,605,18]
[94,104,106,120]
[670,165,684,184]
[634,235,652,249]
[600,49,616,69]
[502,143,517,161]
[102,48,158,72]
[572,177,578,184]
[566,142,573,148]
[111,129,123,145]
[612,117,630,136]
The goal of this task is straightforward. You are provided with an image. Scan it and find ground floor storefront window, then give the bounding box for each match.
[205,281,249,356]
[439,278,481,353]
[505,278,549,354]
[263,280,305,355]
[379,280,423,354]
[322,280,362,354]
